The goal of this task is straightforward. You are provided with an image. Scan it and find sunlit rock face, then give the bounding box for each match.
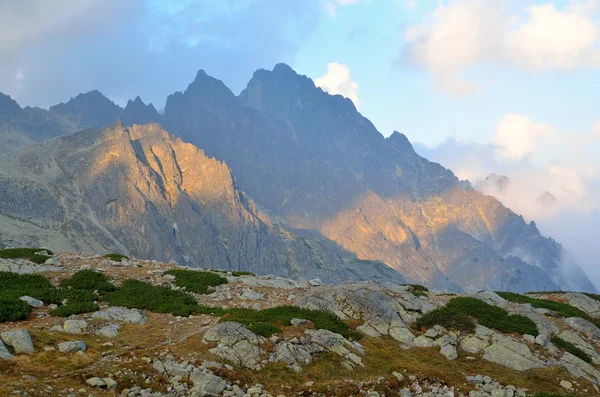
[0,64,595,292]
[0,123,405,285]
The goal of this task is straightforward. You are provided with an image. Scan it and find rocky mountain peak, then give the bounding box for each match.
[49,90,123,129]
[165,70,237,115]
[121,96,160,126]
[387,131,415,153]
[475,173,511,195]
[0,92,24,118]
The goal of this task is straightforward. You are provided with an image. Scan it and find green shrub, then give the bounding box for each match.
[551,336,592,363]
[60,270,116,294]
[415,307,476,333]
[105,279,222,317]
[0,272,62,304]
[51,301,99,317]
[0,299,32,322]
[163,269,228,294]
[221,306,361,339]
[447,297,539,336]
[231,271,255,277]
[104,253,128,262]
[0,247,53,264]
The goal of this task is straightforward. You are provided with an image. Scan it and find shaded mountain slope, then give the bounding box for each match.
[0,122,404,284]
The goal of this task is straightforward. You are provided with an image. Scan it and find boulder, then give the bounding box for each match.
[557,330,600,364]
[19,296,44,308]
[91,306,147,324]
[564,293,600,317]
[561,351,600,384]
[482,334,544,371]
[86,377,106,388]
[96,324,120,338]
[58,341,86,353]
[190,369,228,396]
[295,283,417,342]
[0,340,14,359]
[240,289,264,301]
[1,329,34,354]
[63,319,88,334]
[413,336,437,348]
[565,317,600,341]
[290,318,311,327]
[203,322,261,370]
[473,291,508,308]
[461,336,490,354]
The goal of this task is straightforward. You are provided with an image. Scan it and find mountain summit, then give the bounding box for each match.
[0,64,594,293]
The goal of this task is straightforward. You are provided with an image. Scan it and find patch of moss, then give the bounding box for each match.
[60,270,117,295]
[103,253,128,262]
[0,299,32,322]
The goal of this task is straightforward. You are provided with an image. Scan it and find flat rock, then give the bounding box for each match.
[461,335,490,354]
[19,296,44,308]
[565,317,600,341]
[1,329,34,354]
[558,330,600,364]
[564,293,600,317]
[58,341,86,353]
[91,306,147,324]
[86,377,106,388]
[203,322,261,370]
[482,334,544,371]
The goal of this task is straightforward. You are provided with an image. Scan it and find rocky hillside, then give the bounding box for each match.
[2,251,600,396]
[0,123,402,284]
[0,64,595,293]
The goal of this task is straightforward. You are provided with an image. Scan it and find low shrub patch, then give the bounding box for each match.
[104,253,128,262]
[60,270,116,294]
[551,336,592,363]
[51,301,99,317]
[0,247,54,264]
[415,307,476,333]
[447,297,539,336]
[0,272,62,303]
[496,292,600,328]
[105,279,224,317]
[0,299,32,322]
[231,271,255,277]
[221,306,361,339]
[163,269,228,294]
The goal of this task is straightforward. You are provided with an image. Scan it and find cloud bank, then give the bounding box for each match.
[414,114,600,288]
[403,0,600,94]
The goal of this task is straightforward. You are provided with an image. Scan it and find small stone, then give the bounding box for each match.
[560,380,573,390]
[392,371,405,382]
[523,334,535,344]
[19,296,44,308]
[103,378,118,390]
[308,278,323,286]
[96,324,119,338]
[86,378,106,388]
[290,318,310,327]
[44,258,59,266]
[58,341,86,353]
[304,381,315,387]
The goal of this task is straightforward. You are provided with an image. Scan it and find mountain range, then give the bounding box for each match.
[0,63,594,293]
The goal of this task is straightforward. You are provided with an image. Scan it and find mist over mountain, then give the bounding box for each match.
[0,64,595,293]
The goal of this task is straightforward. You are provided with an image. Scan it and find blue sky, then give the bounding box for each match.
[1,0,600,281]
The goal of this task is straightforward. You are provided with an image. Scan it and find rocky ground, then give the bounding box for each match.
[2,253,600,396]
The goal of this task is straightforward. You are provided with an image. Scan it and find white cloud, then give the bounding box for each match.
[315,62,361,108]
[594,120,600,136]
[404,0,600,94]
[492,114,556,160]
